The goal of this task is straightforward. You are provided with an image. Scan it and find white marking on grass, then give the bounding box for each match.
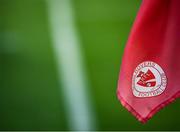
[46,0,97,130]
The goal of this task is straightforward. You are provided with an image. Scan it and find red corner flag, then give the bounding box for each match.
[117,0,180,123]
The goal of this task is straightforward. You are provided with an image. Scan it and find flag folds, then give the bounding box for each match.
[117,0,180,123]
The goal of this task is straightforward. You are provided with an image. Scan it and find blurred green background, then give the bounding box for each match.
[0,0,179,131]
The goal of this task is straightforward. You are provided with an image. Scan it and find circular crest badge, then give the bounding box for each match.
[132,61,167,98]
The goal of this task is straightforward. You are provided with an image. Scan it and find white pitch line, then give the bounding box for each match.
[46,0,97,130]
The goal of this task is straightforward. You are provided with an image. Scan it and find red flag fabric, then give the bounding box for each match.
[117,0,180,123]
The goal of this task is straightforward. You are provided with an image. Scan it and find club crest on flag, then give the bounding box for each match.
[132,61,167,98]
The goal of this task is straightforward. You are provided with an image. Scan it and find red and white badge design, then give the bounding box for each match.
[132,61,167,97]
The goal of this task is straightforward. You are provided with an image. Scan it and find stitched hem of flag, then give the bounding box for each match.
[117,90,180,123]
